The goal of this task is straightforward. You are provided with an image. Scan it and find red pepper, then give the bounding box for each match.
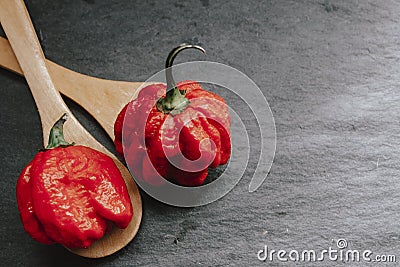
[114,44,231,186]
[16,114,133,249]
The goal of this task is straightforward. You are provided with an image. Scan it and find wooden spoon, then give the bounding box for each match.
[0,0,142,258]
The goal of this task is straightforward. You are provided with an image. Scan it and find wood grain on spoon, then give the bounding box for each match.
[0,0,141,258]
[0,36,144,139]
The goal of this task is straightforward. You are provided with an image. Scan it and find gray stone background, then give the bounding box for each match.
[1,0,400,266]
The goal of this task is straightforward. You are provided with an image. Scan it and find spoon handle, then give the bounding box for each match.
[0,36,22,75]
[0,0,72,144]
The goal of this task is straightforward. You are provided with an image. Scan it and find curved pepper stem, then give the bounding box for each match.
[156,43,206,115]
[46,113,74,149]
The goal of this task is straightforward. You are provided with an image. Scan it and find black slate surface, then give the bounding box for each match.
[1,0,400,266]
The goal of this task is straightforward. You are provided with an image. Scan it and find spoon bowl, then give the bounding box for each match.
[0,0,142,258]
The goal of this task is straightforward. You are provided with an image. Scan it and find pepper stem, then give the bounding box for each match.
[46,113,74,149]
[156,43,206,115]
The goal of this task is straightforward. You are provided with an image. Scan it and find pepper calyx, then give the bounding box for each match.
[45,113,74,150]
[156,87,190,116]
[156,43,205,115]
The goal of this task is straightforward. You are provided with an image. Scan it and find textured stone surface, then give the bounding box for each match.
[1,0,400,266]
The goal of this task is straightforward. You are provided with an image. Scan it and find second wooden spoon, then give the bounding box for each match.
[0,35,145,140]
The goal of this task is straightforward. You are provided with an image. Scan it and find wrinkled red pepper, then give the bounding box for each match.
[17,114,133,249]
[114,44,231,186]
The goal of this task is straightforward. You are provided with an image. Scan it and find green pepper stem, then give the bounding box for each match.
[46,113,74,149]
[156,43,205,115]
